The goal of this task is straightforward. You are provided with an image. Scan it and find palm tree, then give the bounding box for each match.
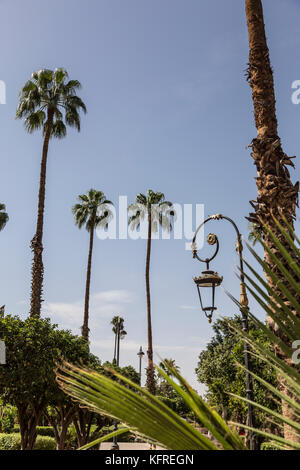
[16,68,87,318]
[245,0,299,442]
[0,204,8,232]
[159,358,180,377]
[111,316,127,364]
[128,190,174,394]
[73,189,113,342]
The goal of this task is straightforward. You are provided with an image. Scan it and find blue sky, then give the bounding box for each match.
[0,0,299,392]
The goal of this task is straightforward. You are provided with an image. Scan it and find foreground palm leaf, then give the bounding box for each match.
[57,220,299,450]
[224,217,300,449]
[56,362,246,450]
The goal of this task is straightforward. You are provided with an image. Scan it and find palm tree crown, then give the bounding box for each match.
[16,68,86,137]
[111,316,127,339]
[73,189,113,232]
[128,190,174,233]
[0,204,8,231]
[159,358,180,377]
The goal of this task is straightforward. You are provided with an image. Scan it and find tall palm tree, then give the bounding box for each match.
[245,0,299,441]
[0,204,8,232]
[73,189,113,342]
[16,68,87,318]
[111,316,127,364]
[128,190,174,394]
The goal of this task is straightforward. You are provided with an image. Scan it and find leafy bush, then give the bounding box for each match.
[0,433,21,450]
[36,426,55,438]
[0,405,17,433]
[0,433,56,450]
[34,435,56,450]
[10,425,54,437]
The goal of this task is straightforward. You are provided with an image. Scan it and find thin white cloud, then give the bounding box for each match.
[42,289,136,331]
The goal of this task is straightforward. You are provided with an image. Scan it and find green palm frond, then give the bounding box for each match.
[128,190,174,235]
[56,361,246,450]
[223,218,300,448]
[57,218,300,451]
[73,189,114,232]
[16,68,86,138]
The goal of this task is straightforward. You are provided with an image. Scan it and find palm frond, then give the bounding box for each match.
[56,361,246,450]
[16,68,86,136]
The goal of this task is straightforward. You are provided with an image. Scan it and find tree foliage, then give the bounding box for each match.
[0,315,99,449]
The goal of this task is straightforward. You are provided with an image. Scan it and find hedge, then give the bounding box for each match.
[0,433,56,450]
[10,426,55,437]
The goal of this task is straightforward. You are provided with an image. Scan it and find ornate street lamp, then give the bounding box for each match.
[193,270,223,323]
[137,346,145,385]
[191,213,256,450]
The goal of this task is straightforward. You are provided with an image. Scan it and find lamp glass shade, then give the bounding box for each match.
[193,270,223,322]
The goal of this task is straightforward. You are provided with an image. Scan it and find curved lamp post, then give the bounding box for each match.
[191,213,256,450]
[137,346,145,386]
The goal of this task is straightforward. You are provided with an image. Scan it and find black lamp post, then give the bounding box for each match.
[111,317,122,451]
[137,346,145,385]
[191,213,256,450]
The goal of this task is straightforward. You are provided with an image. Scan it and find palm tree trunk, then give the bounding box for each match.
[245,0,299,443]
[30,108,54,318]
[145,212,155,394]
[82,220,95,342]
[113,329,117,364]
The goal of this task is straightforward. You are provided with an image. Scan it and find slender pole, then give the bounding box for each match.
[111,318,121,451]
[192,214,256,450]
[139,355,142,385]
[236,234,256,450]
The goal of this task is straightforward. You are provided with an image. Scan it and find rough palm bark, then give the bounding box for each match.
[82,218,95,341]
[30,109,54,317]
[245,0,299,442]
[145,212,156,395]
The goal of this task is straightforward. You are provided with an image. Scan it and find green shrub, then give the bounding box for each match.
[0,433,56,450]
[0,406,17,433]
[36,426,55,437]
[0,433,21,450]
[34,435,56,450]
[10,425,54,437]
[64,424,77,450]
